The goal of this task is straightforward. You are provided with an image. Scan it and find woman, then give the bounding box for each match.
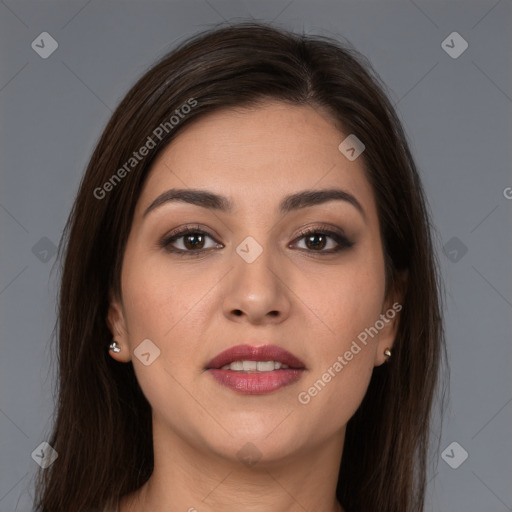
[34,22,446,512]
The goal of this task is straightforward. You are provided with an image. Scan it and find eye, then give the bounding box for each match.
[159,224,354,256]
[291,226,354,253]
[159,225,223,256]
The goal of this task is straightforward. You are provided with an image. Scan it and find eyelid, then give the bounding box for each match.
[163,223,217,240]
[290,224,354,251]
[292,222,350,240]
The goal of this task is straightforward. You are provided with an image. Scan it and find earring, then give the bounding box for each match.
[109,340,121,353]
[384,348,392,358]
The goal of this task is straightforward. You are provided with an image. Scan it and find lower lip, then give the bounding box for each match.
[207,369,305,394]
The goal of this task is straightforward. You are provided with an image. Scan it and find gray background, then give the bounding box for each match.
[1,0,511,510]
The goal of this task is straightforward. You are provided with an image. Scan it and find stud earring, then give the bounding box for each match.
[384,348,392,359]
[109,340,121,353]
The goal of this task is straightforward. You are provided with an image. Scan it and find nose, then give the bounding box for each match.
[221,241,292,325]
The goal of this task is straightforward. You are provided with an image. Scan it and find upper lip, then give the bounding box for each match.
[206,344,306,369]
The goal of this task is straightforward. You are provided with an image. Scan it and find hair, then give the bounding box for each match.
[33,21,447,512]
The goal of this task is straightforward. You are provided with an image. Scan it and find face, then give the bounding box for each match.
[108,100,401,465]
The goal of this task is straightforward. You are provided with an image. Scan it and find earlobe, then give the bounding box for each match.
[374,346,393,367]
[382,347,392,365]
[375,271,407,367]
[106,295,131,362]
[374,311,399,367]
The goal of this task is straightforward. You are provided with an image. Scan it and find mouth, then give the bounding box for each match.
[205,344,306,395]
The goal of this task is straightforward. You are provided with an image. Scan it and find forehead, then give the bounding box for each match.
[136,101,376,219]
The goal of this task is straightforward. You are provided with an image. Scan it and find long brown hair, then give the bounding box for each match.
[34,21,446,512]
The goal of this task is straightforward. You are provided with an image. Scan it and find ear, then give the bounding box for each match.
[374,269,408,367]
[106,292,131,363]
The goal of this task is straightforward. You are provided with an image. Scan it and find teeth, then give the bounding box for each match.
[219,360,291,371]
[255,361,275,372]
[243,360,257,371]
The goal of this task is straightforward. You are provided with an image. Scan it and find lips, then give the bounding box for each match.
[205,344,305,370]
[205,344,306,395]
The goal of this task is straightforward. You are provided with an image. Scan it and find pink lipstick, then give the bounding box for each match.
[205,344,305,395]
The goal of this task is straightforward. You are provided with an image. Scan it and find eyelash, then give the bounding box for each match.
[159,223,354,257]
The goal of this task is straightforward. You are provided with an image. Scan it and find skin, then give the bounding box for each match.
[107,100,403,512]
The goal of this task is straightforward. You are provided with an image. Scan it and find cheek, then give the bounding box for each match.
[295,271,382,429]
[294,255,386,350]
[121,252,212,339]
[293,252,385,420]
[119,254,227,394]
[297,358,374,437]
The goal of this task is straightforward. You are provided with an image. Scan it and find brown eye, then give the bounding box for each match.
[292,227,354,253]
[182,232,206,250]
[160,226,223,255]
[160,225,353,257]
[303,233,328,250]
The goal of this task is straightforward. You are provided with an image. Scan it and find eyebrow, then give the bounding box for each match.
[143,187,367,221]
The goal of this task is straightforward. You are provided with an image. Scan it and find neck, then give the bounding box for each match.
[122,416,346,512]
